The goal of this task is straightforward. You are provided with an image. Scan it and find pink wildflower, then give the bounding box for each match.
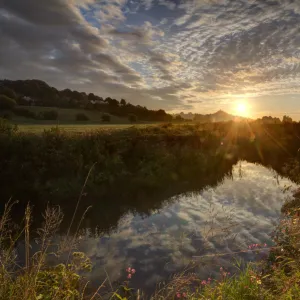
[201,280,207,285]
[127,273,132,279]
[131,268,136,274]
[264,243,267,247]
[176,292,181,298]
[126,267,131,273]
[182,292,187,298]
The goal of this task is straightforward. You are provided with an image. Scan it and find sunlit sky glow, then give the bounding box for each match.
[1,0,300,119]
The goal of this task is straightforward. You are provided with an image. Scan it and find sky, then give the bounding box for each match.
[0,0,300,119]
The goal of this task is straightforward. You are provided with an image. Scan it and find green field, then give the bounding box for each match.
[13,106,126,123]
[17,123,152,133]
[10,106,158,132]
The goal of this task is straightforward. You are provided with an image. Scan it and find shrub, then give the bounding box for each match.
[0,95,17,110]
[76,113,90,121]
[102,113,111,122]
[128,113,137,123]
[13,107,37,119]
[0,87,16,99]
[41,110,58,120]
[0,118,18,135]
[1,113,12,120]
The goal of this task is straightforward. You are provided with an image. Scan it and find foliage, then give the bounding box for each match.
[0,202,95,300]
[75,113,90,121]
[0,118,18,135]
[128,113,137,123]
[0,86,17,99]
[102,113,111,122]
[40,110,58,120]
[0,122,300,299]
[0,94,17,110]
[283,115,293,123]
[13,107,37,119]
[0,79,173,122]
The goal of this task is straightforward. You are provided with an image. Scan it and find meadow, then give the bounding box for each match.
[0,118,300,299]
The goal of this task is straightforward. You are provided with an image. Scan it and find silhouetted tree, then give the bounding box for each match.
[128,114,137,123]
[76,113,89,121]
[0,87,16,99]
[102,113,111,122]
[283,115,293,123]
[0,95,17,110]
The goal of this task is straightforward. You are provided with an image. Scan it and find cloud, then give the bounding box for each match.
[0,0,300,116]
[72,162,296,292]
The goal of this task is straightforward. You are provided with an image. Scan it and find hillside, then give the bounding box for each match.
[0,79,172,122]
[178,110,249,123]
[11,106,129,124]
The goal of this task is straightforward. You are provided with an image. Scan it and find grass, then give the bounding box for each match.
[17,123,150,133]
[1,187,299,299]
[12,106,127,124]
[0,118,300,299]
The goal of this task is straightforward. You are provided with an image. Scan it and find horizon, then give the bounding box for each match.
[1,1,300,120]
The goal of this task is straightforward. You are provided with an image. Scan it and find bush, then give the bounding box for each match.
[13,107,37,119]
[0,118,18,135]
[1,113,12,120]
[0,95,17,110]
[76,113,90,121]
[128,113,137,123]
[41,110,58,120]
[102,113,111,122]
[0,87,16,99]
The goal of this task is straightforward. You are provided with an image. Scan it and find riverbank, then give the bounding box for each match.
[0,119,300,299]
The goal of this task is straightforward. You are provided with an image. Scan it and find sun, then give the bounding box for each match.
[236,102,248,116]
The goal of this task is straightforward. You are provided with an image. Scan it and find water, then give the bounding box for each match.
[63,161,296,294]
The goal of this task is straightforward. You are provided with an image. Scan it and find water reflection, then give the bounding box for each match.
[70,161,296,294]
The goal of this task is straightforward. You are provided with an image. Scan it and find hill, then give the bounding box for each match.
[177,110,248,123]
[0,79,172,122]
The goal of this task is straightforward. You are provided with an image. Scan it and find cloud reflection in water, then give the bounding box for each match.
[77,161,296,292]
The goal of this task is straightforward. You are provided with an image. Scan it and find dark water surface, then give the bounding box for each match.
[57,161,296,294]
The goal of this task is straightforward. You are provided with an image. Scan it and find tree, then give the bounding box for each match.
[120,99,127,106]
[102,113,111,122]
[0,87,16,99]
[175,115,184,122]
[0,95,17,110]
[41,110,58,120]
[76,113,89,121]
[128,113,137,123]
[282,115,293,123]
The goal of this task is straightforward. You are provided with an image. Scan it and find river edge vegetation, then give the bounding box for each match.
[0,118,300,299]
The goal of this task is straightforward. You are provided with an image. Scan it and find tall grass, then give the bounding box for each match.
[1,119,300,299]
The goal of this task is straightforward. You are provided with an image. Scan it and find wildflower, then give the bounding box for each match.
[131,268,136,274]
[257,280,262,285]
[220,267,223,271]
[176,292,181,298]
[182,292,187,298]
[127,273,132,279]
[264,243,267,247]
[126,267,131,273]
[201,280,207,285]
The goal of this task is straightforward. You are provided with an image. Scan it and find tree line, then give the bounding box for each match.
[0,79,173,122]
